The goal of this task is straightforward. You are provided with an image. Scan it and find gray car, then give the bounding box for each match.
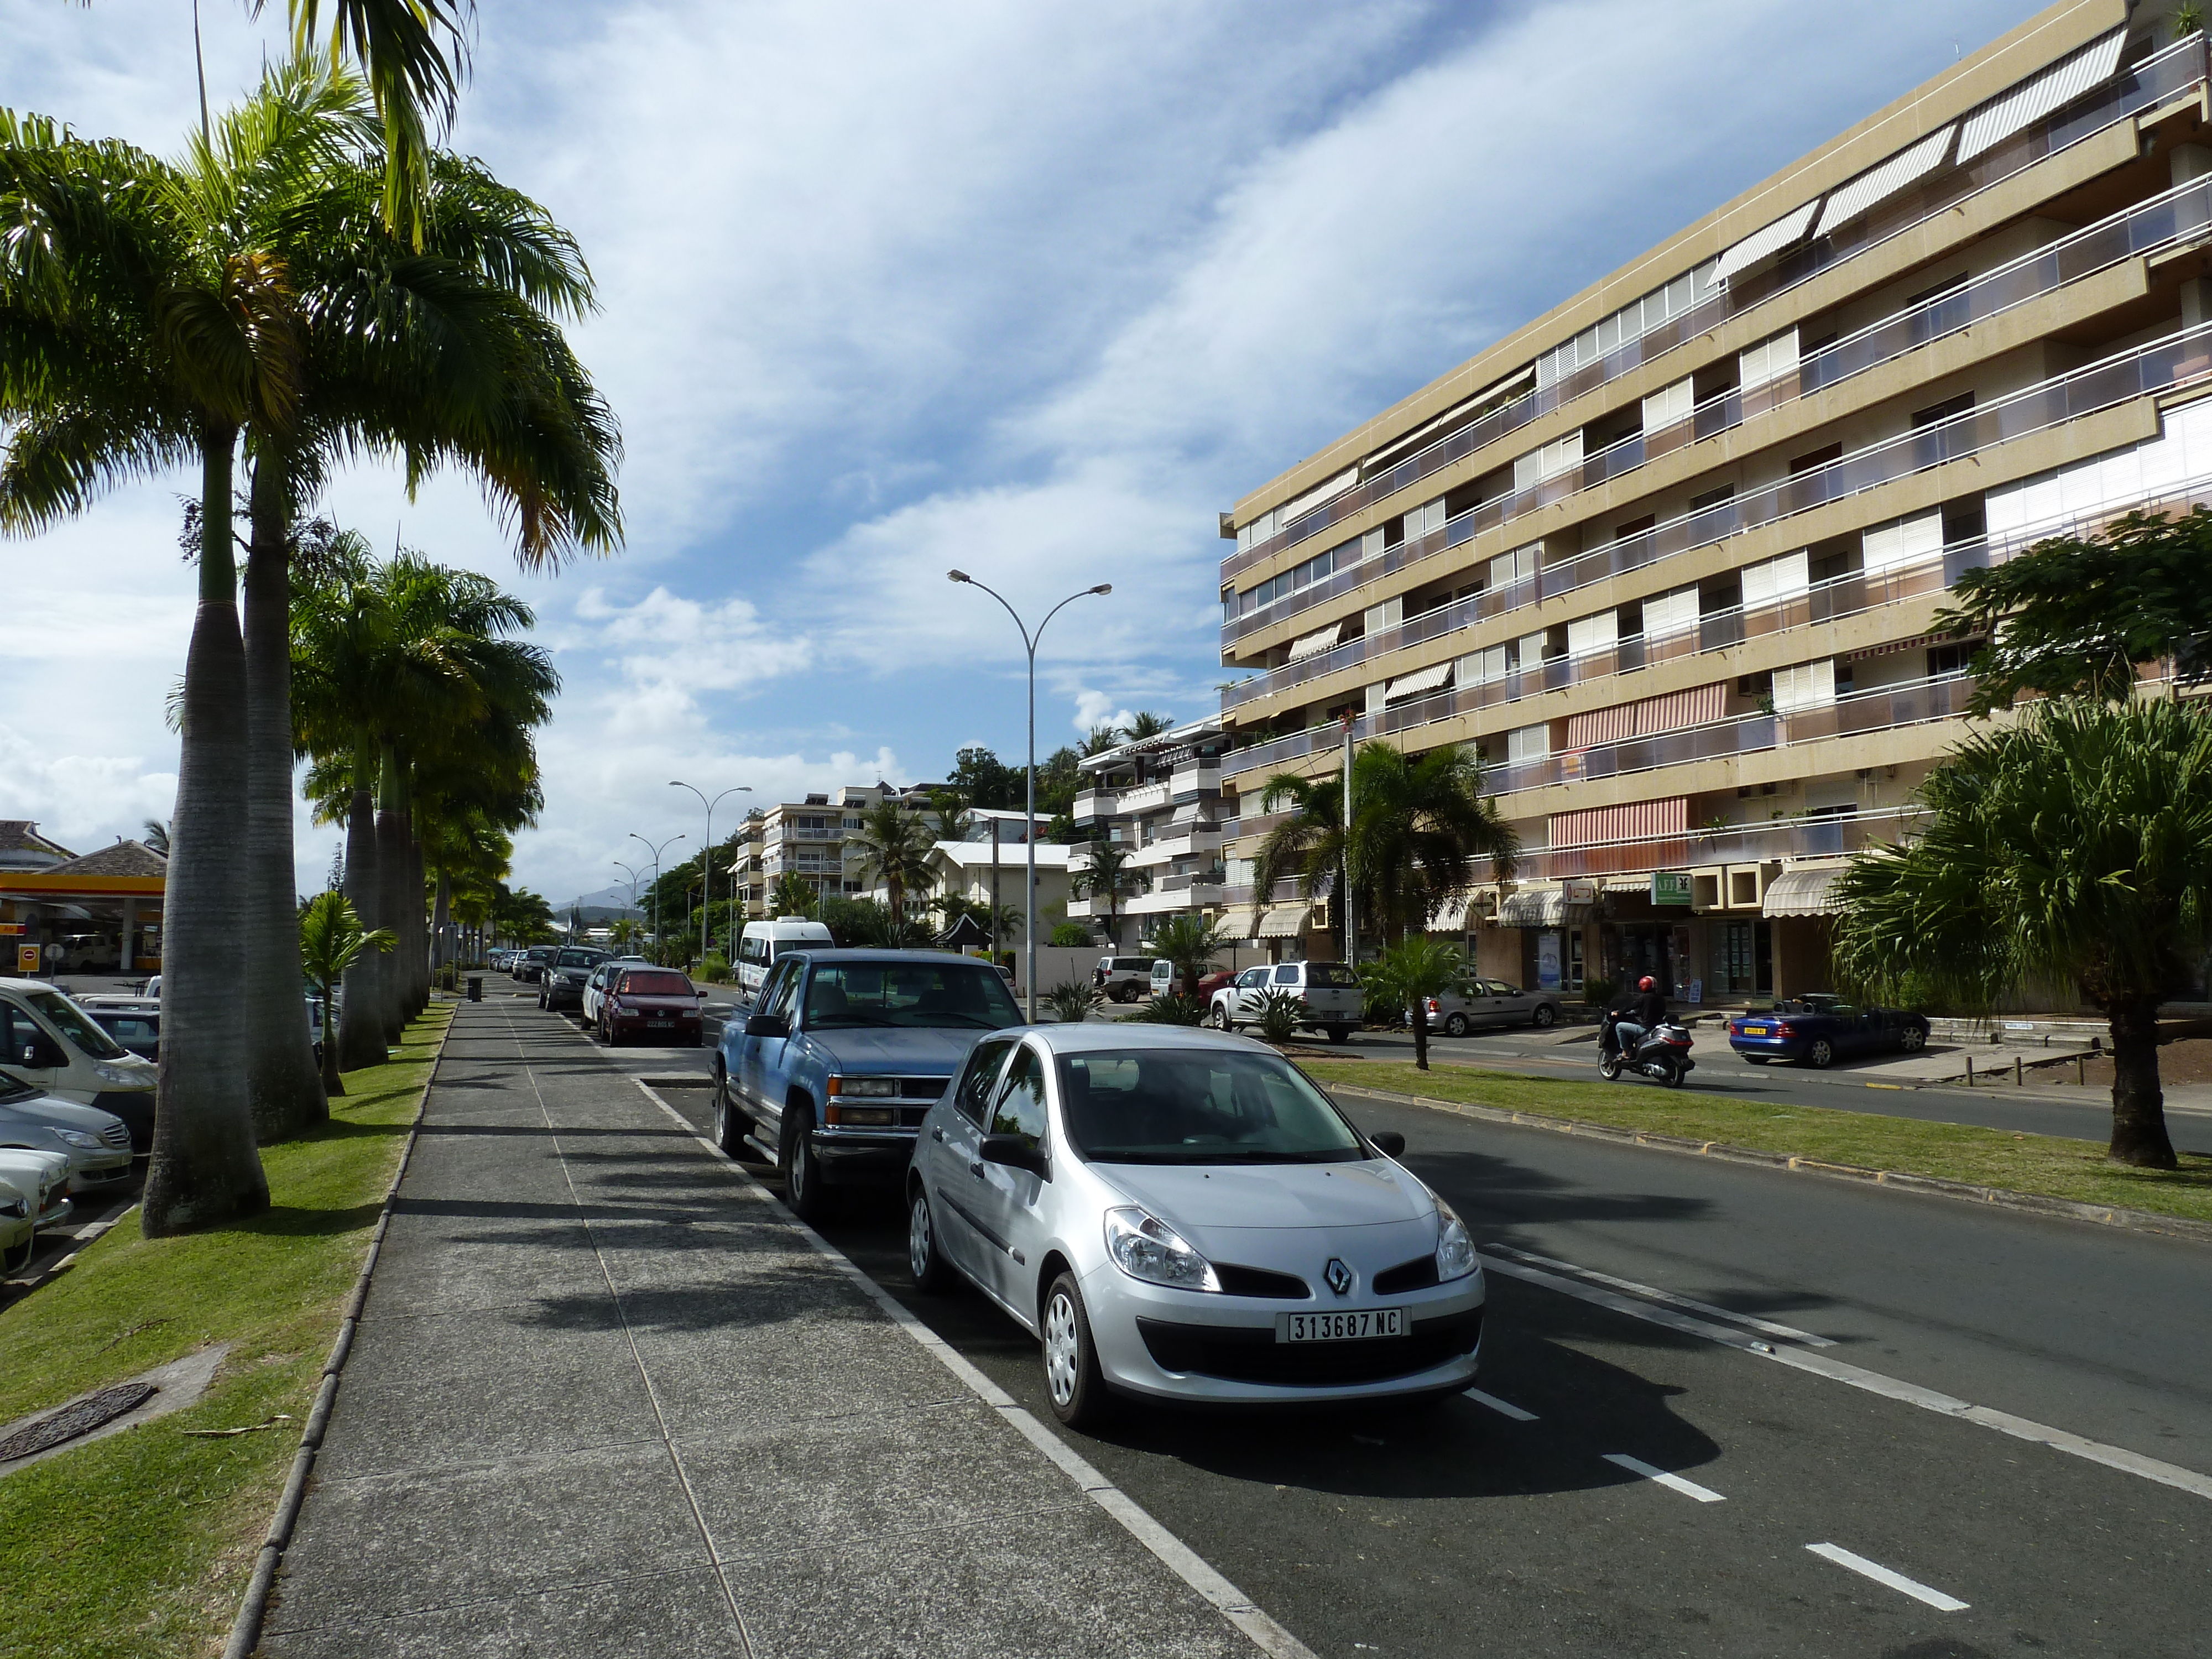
[0,1082,135,1198]
[905,1023,1485,1428]
[1418,978,1563,1037]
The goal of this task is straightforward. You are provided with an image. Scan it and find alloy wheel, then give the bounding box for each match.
[1044,1289,1080,1408]
[909,1193,933,1281]
[1809,1038,1835,1069]
[1444,1013,1469,1038]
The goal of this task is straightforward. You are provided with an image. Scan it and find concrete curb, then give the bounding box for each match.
[1325,1081,2212,1247]
[221,1008,456,1659]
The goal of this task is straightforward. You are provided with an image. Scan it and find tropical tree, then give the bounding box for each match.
[1832,698,2212,1168]
[768,872,817,919]
[1071,841,1146,941]
[1359,936,1476,1071]
[1149,912,1232,1001]
[926,787,975,843]
[298,890,393,1097]
[844,799,936,919]
[1120,710,1174,742]
[142,819,173,855]
[1080,723,1122,757]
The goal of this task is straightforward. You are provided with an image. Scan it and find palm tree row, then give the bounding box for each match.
[1,59,618,1233]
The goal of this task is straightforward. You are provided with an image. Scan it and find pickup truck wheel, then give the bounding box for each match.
[1325,1024,1353,1045]
[1205,1003,1227,1029]
[781,1107,832,1225]
[909,1186,955,1292]
[713,1066,744,1156]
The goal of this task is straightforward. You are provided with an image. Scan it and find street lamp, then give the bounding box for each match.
[670,781,752,966]
[948,570,1113,1020]
[612,861,643,949]
[628,832,686,958]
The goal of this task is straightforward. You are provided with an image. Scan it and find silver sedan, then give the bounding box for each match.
[906,1023,1485,1428]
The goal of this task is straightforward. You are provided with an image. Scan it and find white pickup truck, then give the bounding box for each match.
[1206,959,1364,1044]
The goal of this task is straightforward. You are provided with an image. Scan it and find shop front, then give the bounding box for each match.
[0,843,168,977]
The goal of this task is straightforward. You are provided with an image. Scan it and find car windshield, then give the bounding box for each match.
[1305,963,1360,988]
[24,991,127,1059]
[803,962,1022,1030]
[1057,1049,1368,1165]
[556,949,604,968]
[620,971,693,996]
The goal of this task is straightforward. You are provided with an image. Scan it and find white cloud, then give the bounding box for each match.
[1072,690,1133,737]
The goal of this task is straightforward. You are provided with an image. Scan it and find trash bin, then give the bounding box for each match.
[467,975,482,1002]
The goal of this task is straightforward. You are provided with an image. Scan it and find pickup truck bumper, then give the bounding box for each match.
[810,1128,919,1187]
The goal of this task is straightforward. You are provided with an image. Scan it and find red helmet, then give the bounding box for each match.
[1638,975,1656,991]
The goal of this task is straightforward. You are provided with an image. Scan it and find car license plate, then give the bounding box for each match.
[1277,1309,1404,1344]
[1741,1024,1771,1035]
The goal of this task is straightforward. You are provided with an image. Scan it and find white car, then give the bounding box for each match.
[0,1145,72,1246]
[906,1023,1484,1428]
[581,956,651,1025]
[1,978,160,1151]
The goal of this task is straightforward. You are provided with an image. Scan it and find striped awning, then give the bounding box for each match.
[1287,620,1347,663]
[1217,906,1259,940]
[1814,123,1955,238]
[1428,893,1471,932]
[1258,904,1311,938]
[1958,29,2124,163]
[1496,889,1590,928]
[1763,864,1845,917]
[1384,661,1454,703]
[1715,197,1822,283]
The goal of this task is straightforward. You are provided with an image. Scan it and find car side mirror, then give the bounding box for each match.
[744,1013,789,1039]
[979,1134,1050,1179]
[1369,1130,1406,1158]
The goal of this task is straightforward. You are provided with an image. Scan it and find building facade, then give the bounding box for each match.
[1067,718,1230,952]
[732,787,1052,921]
[1217,0,2211,1003]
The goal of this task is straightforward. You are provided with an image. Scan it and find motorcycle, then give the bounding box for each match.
[1598,1009,1695,1088]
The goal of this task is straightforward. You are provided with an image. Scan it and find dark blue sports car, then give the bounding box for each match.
[1726,994,1931,1069]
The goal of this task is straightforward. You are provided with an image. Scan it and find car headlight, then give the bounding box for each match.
[0,1196,25,1219]
[55,1129,101,1150]
[1434,1199,1477,1282]
[1103,1206,1220,1292]
[93,1061,148,1087]
[830,1076,899,1098]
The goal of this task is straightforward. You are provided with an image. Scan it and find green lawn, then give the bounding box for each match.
[1304,1059,2212,1227]
[0,1006,451,1659]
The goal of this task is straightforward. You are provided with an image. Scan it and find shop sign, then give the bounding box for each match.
[0,922,22,935]
[1559,879,1597,904]
[15,943,40,974]
[1651,870,1694,906]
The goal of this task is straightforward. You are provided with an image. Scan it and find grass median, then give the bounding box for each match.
[1303,1058,2212,1227]
[0,1004,451,1659]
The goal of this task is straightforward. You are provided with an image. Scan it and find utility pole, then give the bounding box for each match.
[629,833,686,961]
[671,781,752,965]
[1341,712,1358,966]
[989,816,1001,960]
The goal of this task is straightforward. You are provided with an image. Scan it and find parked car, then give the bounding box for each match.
[80,1006,159,1061]
[1093,957,1156,1004]
[1726,995,1932,1068]
[1417,979,1564,1037]
[0,1166,41,1273]
[737,917,836,1003]
[1206,960,1364,1043]
[0,978,159,1152]
[1196,968,1238,1000]
[0,1080,134,1197]
[514,946,556,984]
[539,946,611,1012]
[581,955,651,1025]
[906,1022,1483,1428]
[713,948,1025,1222]
[599,966,705,1047]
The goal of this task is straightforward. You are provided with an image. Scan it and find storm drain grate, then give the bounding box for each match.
[0,1383,158,1463]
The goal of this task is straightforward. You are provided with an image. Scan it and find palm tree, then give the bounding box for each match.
[844,799,936,921]
[1149,912,1233,1001]
[1359,936,1475,1071]
[1120,711,1174,742]
[926,787,975,843]
[768,872,817,920]
[1072,841,1146,943]
[141,820,173,855]
[1831,698,2212,1170]
[1081,723,1122,758]
[298,891,393,1097]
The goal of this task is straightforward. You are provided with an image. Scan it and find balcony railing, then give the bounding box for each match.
[1219,33,2208,591]
[1513,807,1927,880]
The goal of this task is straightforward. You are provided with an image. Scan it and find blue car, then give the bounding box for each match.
[711,948,1027,1222]
[1726,994,1931,1069]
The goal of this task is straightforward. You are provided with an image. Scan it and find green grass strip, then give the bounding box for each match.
[1304,1059,2212,1225]
[0,1005,451,1659]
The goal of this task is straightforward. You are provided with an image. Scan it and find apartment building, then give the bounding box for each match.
[732,786,1052,920]
[1216,0,2212,1003]
[1067,718,1231,951]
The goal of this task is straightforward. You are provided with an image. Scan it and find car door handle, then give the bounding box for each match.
[968,1161,985,1178]
[931,1126,944,1142]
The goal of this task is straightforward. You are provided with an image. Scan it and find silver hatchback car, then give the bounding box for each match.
[906,1023,1484,1428]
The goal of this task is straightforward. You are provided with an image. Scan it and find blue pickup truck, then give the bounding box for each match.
[711,948,1026,1222]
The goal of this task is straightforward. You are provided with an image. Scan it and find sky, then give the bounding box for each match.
[0,0,2041,905]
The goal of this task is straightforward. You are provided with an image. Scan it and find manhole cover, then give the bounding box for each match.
[0,1383,158,1462]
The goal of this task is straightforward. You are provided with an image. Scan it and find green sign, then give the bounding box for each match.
[1651,870,1693,906]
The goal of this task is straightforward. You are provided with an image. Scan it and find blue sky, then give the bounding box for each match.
[0,0,2037,903]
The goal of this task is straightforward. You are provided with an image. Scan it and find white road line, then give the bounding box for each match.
[1464,1388,1538,1421]
[1481,1244,1835,1346]
[1486,1253,2212,1504]
[1602,1453,1726,1503]
[1806,1542,1969,1611]
[629,1079,1321,1659]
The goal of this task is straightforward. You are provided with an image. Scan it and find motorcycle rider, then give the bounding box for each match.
[1612,975,1668,1060]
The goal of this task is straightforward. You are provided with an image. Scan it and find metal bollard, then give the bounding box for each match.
[2076,1055,2086,1087]
[1965,1055,1974,1086]
[2015,1055,2023,1086]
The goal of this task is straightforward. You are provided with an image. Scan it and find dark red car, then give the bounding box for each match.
[599,967,703,1047]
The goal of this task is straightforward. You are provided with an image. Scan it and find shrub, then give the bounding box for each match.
[1042,979,1102,1022]
[1582,977,1613,1009]
[1131,993,1206,1025]
[1252,989,1303,1044]
[1048,922,1092,947]
[700,952,731,984]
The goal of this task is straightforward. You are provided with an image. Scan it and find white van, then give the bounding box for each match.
[735,917,834,1003]
[0,979,160,1151]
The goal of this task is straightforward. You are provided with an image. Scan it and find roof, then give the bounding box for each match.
[47,841,168,879]
[781,948,996,964]
[1077,716,1227,775]
[0,821,72,859]
[1020,1022,1274,1057]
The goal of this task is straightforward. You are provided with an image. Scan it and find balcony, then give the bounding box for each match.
[1126,883,1224,915]
[1512,807,1925,881]
[1170,761,1223,801]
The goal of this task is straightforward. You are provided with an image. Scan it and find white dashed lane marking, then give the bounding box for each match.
[1464,1388,1538,1421]
[1602,1453,1726,1503]
[1806,1543,1969,1611]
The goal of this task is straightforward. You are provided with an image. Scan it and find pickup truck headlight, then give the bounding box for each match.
[1434,1198,1477,1282]
[828,1076,899,1098]
[1104,1206,1220,1292]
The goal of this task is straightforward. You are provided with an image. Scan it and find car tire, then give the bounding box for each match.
[1443,1012,1470,1038]
[781,1107,832,1225]
[1042,1271,1113,1431]
[1900,1024,1927,1052]
[909,1186,956,1293]
[1326,1025,1353,1045]
[1531,1004,1557,1029]
[1807,1038,1835,1070]
[1206,1003,1227,1029]
[2,1233,32,1274]
[713,1066,744,1156]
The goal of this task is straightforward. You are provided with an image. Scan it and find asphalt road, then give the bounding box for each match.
[573,995,2212,1658]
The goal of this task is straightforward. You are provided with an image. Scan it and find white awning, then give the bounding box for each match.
[1496,889,1590,928]
[1287,621,1347,664]
[1714,198,1822,284]
[1217,906,1259,940]
[1384,661,1454,703]
[1762,864,1845,917]
[1958,29,2124,163]
[1428,893,1471,932]
[1258,904,1311,938]
[1815,123,1955,238]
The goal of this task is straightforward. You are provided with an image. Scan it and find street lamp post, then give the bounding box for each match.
[612,862,643,949]
[629,832,686,960]
[670,781,752,966]
[948,570,1112,1020]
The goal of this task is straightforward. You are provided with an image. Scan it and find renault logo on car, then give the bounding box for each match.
[1324,1258,1353,1296]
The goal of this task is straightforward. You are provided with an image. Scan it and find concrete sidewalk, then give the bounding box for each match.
[259,999,1269,1658]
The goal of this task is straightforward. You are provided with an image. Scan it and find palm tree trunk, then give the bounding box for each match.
[143,427,270,1236]
[1410,1001,1431,1071]
[320,984,345,1097]
[2106,994,2178,1168]
[336,741,386,1072]
[242,468,326,1139]
[406,830,429,1012]
[376,746,409,1042]
[432,869,452,984]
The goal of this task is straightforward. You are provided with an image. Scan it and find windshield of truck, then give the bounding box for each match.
[1057,1050,1366,1165]
[1305,963,1360,989]
[802,962,1022,1030]
[24,991,127,1060]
